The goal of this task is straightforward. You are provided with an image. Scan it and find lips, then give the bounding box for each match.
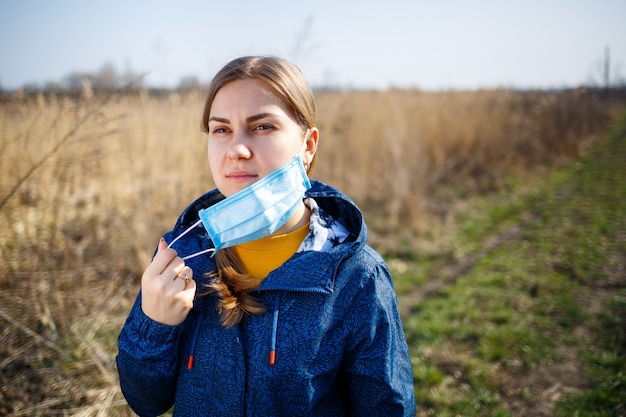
[226,170,258,182]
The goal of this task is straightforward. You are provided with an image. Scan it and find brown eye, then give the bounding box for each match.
[212,127,229,134]
[255,124,274,131]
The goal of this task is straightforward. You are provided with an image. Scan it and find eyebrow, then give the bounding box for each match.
[208,116,229,124]
[207,112,279,124]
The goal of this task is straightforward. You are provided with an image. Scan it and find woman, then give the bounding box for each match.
[117,56,416,416]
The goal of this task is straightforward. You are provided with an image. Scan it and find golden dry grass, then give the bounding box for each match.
[0,87,623,415]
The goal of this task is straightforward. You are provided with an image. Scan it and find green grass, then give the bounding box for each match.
[398,113,626,416]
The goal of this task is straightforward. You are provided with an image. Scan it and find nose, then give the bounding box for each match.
[226,133,252,160]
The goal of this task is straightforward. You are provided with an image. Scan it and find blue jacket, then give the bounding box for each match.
[117,181,416,416]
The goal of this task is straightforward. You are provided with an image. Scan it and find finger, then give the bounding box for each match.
[173,264,193,278]
[181,278,197,296]
[157,237,168,252]
[178,275,197,302]
[173,266,194,290]
[144,238,179,277]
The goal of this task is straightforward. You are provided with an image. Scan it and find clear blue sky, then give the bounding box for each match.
[1,0,625,90]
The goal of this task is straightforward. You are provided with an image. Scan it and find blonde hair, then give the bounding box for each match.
[201,56,317,327]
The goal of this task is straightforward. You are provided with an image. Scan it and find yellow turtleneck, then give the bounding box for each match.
[234,222,310,281]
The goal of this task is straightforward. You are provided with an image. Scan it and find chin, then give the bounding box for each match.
[220,184,246,198]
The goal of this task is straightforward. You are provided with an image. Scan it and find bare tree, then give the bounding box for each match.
[177,75,202,91]
[92,62,119,91]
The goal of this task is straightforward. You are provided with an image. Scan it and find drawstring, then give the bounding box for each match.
[188,293,282,368]
[187,312,203,369]
[269,292,282,366]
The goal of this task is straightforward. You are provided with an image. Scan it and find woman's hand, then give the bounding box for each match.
[140,238,196,326]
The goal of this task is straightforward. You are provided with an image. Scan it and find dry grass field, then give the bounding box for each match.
[0,87,624,415]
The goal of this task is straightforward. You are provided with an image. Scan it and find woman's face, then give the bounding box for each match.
[207,78,315,198]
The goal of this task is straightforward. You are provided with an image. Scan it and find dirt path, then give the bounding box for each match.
[396,207,612,417]
[398,210,539,319]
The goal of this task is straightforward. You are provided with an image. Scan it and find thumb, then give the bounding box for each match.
[158,237,169,252]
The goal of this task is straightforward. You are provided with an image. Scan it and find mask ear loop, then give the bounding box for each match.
[298,128,311,158]
[297,128,311,173]
[167,219,202,249]
[166,220,216,260]
[181,248,214,261]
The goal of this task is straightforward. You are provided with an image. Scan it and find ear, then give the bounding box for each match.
[303,127,319,166]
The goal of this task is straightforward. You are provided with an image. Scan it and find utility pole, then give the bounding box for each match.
[604,45,610,89]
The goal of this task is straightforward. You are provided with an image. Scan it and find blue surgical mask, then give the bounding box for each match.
[168,129,312,258]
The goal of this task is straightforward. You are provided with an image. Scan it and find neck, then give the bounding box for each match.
[273,201,310,236]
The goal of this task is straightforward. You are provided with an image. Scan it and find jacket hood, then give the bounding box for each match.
[305,180,368,253]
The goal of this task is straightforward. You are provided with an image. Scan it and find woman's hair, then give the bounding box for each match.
[201,56,317,327]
